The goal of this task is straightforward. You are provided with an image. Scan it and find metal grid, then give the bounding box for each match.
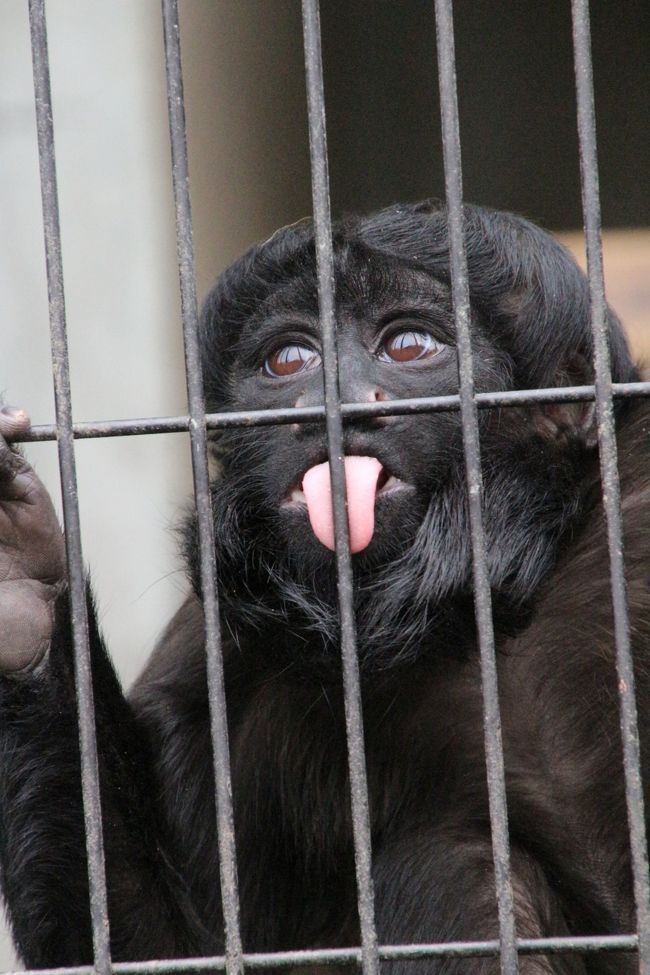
[11,0,649,973]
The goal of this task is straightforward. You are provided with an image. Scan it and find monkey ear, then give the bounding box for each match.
[532,354,597,447]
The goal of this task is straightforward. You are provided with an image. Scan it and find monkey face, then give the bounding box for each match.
[213,250,509,574]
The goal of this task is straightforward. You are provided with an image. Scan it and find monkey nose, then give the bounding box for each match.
[291,394,318,436]
[291,388,392,436]
[365,389,393,426]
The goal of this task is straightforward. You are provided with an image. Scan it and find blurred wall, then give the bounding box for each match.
[0,0,306,965]
[0,0,186,960]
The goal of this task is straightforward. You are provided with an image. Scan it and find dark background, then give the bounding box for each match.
[180,0,649,289]
[320,0,649,229]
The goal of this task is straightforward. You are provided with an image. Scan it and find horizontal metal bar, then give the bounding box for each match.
[3,932,639,975]
[12,379,650,444]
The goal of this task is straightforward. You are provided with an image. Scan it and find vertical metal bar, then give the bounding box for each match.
[571,2,650,969]
[433,1,518,972]
[28,1,112,971]
[300,4,379,974]
[160,3,243,973]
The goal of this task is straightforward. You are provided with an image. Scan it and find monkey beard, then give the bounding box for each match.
[182,436,589,676]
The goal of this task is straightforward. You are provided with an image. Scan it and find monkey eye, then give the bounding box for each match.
[262,343,322,378]
[379,329,443,363]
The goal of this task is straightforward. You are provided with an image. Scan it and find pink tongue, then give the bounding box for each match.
[302,456,383,553]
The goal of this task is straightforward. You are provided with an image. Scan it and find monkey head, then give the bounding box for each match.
[186,201,637,672]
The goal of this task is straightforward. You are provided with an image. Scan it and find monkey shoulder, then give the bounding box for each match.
[618,401,650,549]
[519,400,650,642]
[130,597,206,705]
[499,401,650,802]
[128,595,211,773]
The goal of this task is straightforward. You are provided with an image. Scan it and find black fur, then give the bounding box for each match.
[0,201,647,974]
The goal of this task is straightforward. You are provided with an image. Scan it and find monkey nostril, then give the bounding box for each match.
[371,389,392,425]
[292,395,306,435]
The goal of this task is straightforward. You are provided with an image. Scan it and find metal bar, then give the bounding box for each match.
[160,2,243,972]
[571,1,650,969]
[27,2,112,972]
[13,379,650,444]
[3,930,641,975]
[433,1,518,972]
[300,3,379,974]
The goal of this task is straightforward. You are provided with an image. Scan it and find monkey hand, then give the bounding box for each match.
[0,406,65,675]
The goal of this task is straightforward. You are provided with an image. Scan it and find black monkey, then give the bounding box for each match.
[0,201,647,974]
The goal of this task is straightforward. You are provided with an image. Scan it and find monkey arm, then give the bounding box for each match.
[0,590,204,965]
[0,409,200,964]
[373,829,587,975]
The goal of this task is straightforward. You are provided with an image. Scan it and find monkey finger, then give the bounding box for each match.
[0,405,31,440]
[0,407,40,500]
[0,407,31,475]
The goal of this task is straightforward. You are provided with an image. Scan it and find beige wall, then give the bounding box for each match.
[560,231,650,363]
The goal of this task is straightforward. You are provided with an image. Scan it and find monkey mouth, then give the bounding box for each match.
[284,457,412,553]
[288,467,406,504]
